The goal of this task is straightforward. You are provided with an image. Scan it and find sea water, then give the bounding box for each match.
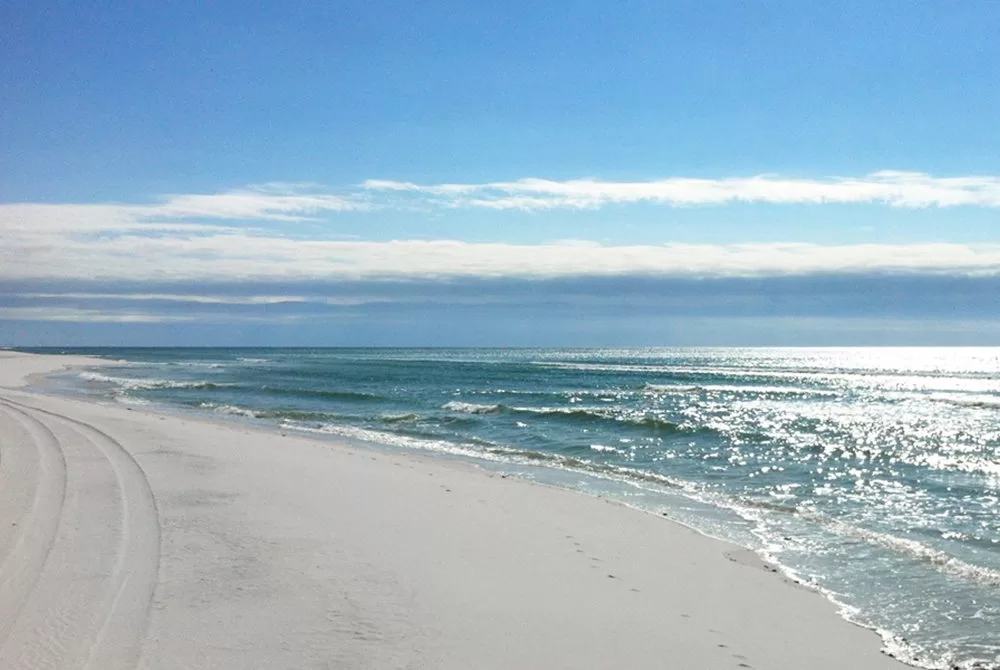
[33,347,1000,669]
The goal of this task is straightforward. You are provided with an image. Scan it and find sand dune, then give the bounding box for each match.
[0,352,909,669]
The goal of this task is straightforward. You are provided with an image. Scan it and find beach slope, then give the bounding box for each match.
[0,351,909,669]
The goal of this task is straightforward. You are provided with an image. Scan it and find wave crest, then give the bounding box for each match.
[441,401,503,414]
[441,401,684,432]
[79,371,230,392]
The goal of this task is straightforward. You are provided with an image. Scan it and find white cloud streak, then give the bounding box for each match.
[0,307,200,323]
[0,183,366,238]
[149,186,363,221]
[3,229,1000,282]
[363,171,1000,210]
[15,293,392,306]
[0,306,349,324]
[18,293,309,304]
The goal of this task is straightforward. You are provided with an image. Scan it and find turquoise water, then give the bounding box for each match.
[35,347,1000,669]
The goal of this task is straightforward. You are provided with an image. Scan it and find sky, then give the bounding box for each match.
[2,0,999,346]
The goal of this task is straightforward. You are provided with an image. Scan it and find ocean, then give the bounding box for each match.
[32,346,1000,670]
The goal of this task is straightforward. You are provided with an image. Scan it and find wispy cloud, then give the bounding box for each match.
[363,171,1000,210]
[13,292,392,306]
[149,183,364,221]
[16,293,311,305]
[0,307,200,323]
[0,182,366,238]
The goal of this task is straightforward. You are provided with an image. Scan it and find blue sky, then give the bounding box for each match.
[2,0,999,346]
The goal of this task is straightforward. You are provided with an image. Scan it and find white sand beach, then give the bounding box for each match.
[0,351,911,669]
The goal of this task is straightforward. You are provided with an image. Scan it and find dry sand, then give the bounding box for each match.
[0,351,911,669]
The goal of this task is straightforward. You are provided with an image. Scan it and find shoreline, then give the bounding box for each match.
[0,351,912,669]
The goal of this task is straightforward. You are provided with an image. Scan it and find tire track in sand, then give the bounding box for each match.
[0,397,160,669]
[0,403,68,648]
